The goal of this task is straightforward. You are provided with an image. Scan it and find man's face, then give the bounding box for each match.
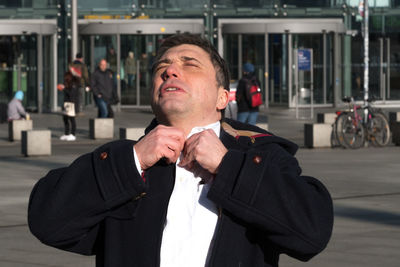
[99,60,107,71]
[151,44,228,125]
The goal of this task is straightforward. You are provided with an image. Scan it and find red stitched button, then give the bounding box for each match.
[253,155,262,164]
[100,152,108,160]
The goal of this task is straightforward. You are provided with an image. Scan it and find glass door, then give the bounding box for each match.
[269,34,288,104]
[0,35,37,110]
[242,34,266,99]
[290,33,334,106]
[387,33,400,100]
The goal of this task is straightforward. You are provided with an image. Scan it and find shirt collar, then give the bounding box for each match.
[187,121,221,139]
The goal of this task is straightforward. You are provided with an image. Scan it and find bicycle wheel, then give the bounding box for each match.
[369,112,391,147]
[341,113,365,149]
[334,112,349,148]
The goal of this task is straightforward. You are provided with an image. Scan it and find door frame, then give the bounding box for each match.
[218,18,345,107]
[0,19,57,112]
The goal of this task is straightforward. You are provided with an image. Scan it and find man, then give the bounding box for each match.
[70,52,90,114]
[125,51,136,88]
[236,62,261,125]
[28,34,333,267]
[91,59,116,118]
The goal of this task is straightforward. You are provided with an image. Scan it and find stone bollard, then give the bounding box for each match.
[389,111,400,123]
[119,127,145,141]
[391,122,400,146]
[317,113,337,124]
[89,118,114,139]
[304,123,332,148]
[21,130,51,156]
[9,120,33,141]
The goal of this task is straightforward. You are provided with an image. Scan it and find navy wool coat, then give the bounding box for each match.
[28,118,333,267]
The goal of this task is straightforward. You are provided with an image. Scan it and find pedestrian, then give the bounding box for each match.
[59,67,80,141]
[125,51,136,88]
[7,90,28,121]
[69,52,90,114]
[28,34,333,267]
[236,62,261,125]
[91,59,116,118]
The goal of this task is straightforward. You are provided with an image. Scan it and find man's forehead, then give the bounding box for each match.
[160,44,209,61]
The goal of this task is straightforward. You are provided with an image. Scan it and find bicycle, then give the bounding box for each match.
[332,96,391,149]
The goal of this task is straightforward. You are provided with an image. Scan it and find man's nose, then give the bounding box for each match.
[162,64,180,80]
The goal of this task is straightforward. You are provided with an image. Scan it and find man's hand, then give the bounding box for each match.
[134,125,185,170]
[178,129,228,174]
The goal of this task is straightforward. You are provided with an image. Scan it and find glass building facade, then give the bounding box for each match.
[1,0,400,111]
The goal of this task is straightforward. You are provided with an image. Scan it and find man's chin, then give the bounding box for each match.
[153,103,189,119]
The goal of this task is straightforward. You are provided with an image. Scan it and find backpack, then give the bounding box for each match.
[249,84,263,107]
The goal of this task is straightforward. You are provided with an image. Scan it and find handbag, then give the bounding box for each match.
[63,102,76,117]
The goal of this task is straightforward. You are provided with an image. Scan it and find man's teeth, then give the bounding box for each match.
[165,87,178,91]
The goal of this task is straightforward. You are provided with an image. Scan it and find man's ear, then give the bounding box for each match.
[216,88,229,111]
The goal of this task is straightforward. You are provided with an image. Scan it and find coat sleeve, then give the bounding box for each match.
[16,101,26,117]
[28,140,146,255]
[91,72,99,96]
[207,143,333,261]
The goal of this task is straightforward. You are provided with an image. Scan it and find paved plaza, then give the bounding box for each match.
[0,106,399,267]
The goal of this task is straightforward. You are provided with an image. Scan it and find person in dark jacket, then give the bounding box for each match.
[91,59,116,118]
[236,62,260,125]
[28,34,333,267]
[69,52,90,114]
[59,68,80,141]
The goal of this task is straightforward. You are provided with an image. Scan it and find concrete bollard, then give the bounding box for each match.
[391,122,400,146]
[304,123,332,148]
[389,112,400,123]
[89,118,114,139]
[119,127,145,141]
[8,120,33,141]
[317,113,337,124]
[21,130,51,156]
[256,122,269,131]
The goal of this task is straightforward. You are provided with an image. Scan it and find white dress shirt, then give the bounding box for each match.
[133,121,220,267]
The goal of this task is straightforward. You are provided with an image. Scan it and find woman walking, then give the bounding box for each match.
[60,67,80,141]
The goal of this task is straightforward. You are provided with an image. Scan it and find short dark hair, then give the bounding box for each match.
[75,52,83,59]
[152,33,230,91]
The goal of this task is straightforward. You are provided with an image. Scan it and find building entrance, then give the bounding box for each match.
[219,18,344,107]
[0,20,57,112]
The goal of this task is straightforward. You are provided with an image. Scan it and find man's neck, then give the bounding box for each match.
[157,116,221,137]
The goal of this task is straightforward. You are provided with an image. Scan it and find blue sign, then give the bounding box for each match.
[298,49,312,71]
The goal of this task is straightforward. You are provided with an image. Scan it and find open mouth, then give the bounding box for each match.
[165,87,180,92]
[161,85,185,95]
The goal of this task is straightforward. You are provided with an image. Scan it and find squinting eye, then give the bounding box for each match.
[185,63,198,67]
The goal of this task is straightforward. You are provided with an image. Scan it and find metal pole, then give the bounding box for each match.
[52,33,58,112]
[37,34,43,113]
[238,34,242,79]
[323,30,327,104]
[116,34,121,112]
[264,33,269,108]
[363,0,369,113]
[71,0,78,59]
[387,38,390,99]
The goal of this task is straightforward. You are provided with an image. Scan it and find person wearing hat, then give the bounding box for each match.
[7,90,28,121]
[236,62,261,125]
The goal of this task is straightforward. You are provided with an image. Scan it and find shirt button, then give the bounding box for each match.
[253,155,262,164]
[100,152,108,160]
